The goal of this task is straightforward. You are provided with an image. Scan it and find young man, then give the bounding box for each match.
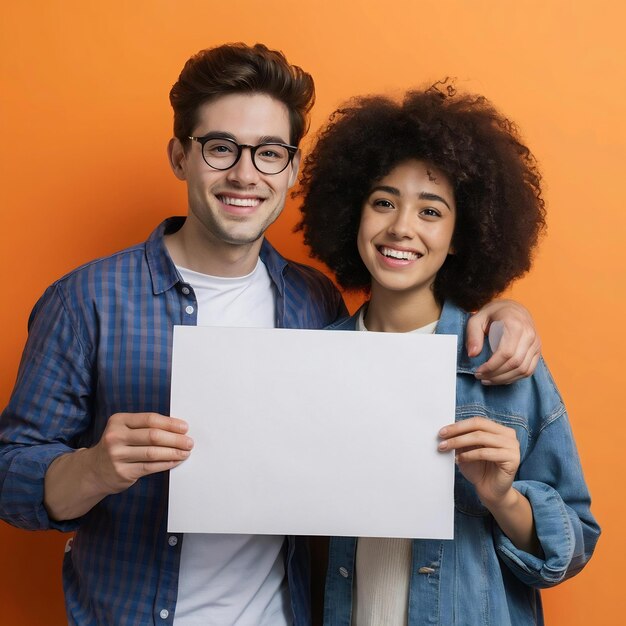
[0,44,541,625]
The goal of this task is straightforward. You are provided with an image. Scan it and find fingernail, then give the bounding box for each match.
[438,440,448,450]
[439,427,448,436]
[186,437,194,448]
[475,372,483,379]
[481,380,492,386]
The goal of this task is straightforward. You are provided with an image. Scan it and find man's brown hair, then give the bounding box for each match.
[169,42,315,147]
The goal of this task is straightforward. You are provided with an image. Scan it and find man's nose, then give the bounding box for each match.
[226,147,260,185]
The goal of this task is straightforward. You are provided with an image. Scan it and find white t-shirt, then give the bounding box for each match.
[352,308,437,626]
[173,259,290,626]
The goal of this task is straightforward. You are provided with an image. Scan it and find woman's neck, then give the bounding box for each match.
[364,283,442,333]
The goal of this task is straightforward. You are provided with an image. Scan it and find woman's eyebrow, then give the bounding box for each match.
[369,185,400,196]
[369,186,452,211]
[419,191,452,211]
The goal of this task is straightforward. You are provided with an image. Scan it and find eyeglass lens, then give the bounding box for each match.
[201,138,291,174]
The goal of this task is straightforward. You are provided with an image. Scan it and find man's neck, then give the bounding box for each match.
[164,221,263,278]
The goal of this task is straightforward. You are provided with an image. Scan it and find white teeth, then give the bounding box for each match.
[380,246,420,261]
[219,196,261,207]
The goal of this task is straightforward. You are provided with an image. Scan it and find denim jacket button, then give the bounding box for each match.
[339,566,350,578]
[418,566,436,574]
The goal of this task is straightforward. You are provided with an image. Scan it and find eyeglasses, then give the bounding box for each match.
[188,134,298,175]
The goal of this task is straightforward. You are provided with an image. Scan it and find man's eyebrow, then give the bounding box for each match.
[258,135,291,145]
[196,131,237,140]
[195,131,290,145]
[368,186,452,211]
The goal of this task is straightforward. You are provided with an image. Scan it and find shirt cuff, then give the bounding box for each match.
[494,480,575,588]
[2,443,83,532]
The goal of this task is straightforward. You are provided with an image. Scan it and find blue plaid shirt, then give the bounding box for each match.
[0,217,347,625]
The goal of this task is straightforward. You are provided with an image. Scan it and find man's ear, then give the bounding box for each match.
[287,149,301,188]
[168,137,187,181]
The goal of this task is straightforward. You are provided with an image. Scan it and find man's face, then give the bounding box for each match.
[170,93,300,248]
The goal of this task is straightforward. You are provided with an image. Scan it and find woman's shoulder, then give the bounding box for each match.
[439,301,566,435]
[324,306,363,331]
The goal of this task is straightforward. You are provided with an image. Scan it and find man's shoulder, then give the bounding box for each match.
[51,241,147,289]
[261,239,338,293]
[261,240,347,327]
[283,257,335,288]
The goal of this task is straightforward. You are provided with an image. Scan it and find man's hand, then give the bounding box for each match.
[465,299,541,385]
[88,412,193,494]
[44,412,193,521]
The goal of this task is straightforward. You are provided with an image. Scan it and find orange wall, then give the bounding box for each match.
[1,1,624,623]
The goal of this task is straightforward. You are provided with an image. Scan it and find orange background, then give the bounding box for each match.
[1,1,624,623]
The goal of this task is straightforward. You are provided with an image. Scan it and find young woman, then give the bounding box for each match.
[297,84,600,626]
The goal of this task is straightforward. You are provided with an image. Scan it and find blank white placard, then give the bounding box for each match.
[168,325,456,539]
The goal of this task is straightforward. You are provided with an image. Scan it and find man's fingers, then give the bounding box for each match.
[475,332,540,382]
[465,311,489,357]
[139,460,188,476]
[115,426,194,451]
[465,299,541,382]
[140,445,191,463]
[476,341,540,383]
[113,412,189,434]
[478,350,541,385]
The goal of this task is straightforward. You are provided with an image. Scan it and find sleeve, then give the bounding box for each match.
[326,280,349,324]
[493,403,600,588]
[0,283,94,532]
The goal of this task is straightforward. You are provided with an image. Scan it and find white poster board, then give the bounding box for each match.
[168,326,456,539]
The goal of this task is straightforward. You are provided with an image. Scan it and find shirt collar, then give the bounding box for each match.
[436,300,487,373]
[329,300,486,373]
[145,217,288,296]
[259,238,287,296]
[145,217,186,295]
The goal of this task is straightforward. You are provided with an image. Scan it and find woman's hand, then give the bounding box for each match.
[438,416,520,507]
[438,416,541,555]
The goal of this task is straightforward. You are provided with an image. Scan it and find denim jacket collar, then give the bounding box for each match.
[328,300,487,375]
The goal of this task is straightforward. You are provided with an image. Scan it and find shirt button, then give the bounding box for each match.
[160,609,169,619]
[181,287,190,295]
[168,536,178,547]
[185,305,194,315]
[339,566,349,578]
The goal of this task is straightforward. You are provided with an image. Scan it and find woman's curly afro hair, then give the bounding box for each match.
[296,82,546,311]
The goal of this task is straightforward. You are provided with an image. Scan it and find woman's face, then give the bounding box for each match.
[357,159,456,301]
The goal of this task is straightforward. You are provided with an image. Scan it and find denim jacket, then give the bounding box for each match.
[323,301,600,626]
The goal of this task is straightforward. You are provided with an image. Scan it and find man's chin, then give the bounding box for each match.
[219,228,266,247]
